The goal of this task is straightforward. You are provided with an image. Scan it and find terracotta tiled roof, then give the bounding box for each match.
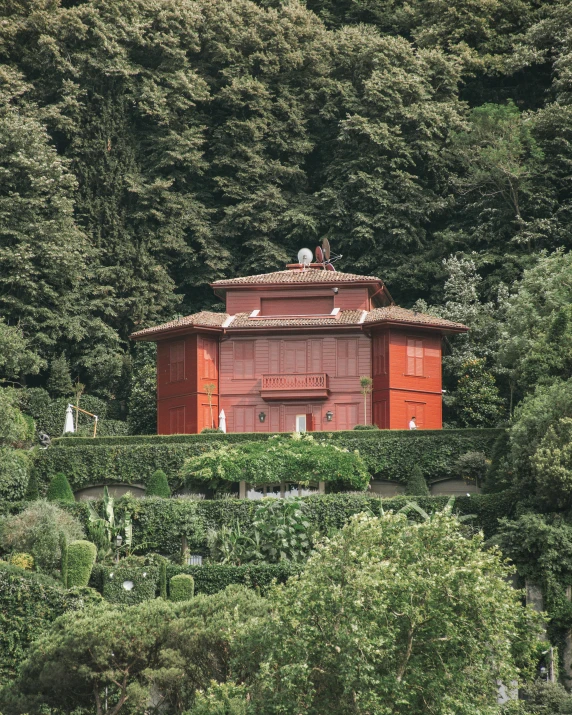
[131,305,467,340]
[228,310,365,328]
[365,306,467,331]
[211,269,382,286]
[130,311,228,338]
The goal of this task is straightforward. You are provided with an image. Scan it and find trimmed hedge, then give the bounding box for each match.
[169,573,195,601]
[33,429,503,493]
[166,562,302,596]
[0,562,102,684]
[66,540,97,588]
[101,561,160,604]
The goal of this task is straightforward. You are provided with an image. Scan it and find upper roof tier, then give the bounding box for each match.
[211,268,384,287]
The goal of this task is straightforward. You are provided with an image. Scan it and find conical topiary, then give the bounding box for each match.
[146,469,171,498]
[405,465,430,497]
[46,473,75,502]
[24,471,39,501]
[46,353,74,397]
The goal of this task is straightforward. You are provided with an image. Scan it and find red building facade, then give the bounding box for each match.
[131,264,467,434]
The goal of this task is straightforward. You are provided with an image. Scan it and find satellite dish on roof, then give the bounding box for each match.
[322,238,331,261]
[315,245,324,263]
[297,248,313,266]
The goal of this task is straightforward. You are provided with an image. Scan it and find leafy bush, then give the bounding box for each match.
[182,434,370,490]
[201,427,224,433]
[0,501,85,573]
[353,424,379,430]
[509,379,572,491]
[0,448,30,502]
[169,573,195,601]
[146,469,170,498]
[0,388,33,446]
[8,553,34,570]
[405,465,429,496]
[102,558,159,604]
[33,429,503,494]
[0,561,101,684]
[46,472,74,502]
[532,418,572,509]
[208,498,314,565]
[248,512,541,714]
[455,450,488,483]
[66,540,97,588]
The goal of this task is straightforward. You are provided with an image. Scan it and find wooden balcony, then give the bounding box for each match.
[260,373,330,400]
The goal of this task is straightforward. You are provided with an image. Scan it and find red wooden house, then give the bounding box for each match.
[131,260,467,434]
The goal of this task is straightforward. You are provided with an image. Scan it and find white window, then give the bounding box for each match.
[295,414,307,432]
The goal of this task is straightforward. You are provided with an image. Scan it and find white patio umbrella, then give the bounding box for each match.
[218,409,227,433]
[63,404,75,434]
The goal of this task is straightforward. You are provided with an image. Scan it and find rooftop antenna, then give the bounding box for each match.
[315,237,342,272]
[297,248,313,270]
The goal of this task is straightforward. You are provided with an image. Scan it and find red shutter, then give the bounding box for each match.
[169,406,185,434]
[201,337,217,379]
[337,340,357,377]
[234,341,255,379]
[406,339,424,376]
[306,413,314,432]
[234,407,255,433]
[336,404,359,430]
[283,341,306,374]
[373,334,386,376]
[170,342,185,382]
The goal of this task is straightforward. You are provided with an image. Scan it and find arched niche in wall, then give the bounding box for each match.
[74,484,147,501]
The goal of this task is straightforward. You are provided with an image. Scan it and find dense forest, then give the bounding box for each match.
[2,0,572,426]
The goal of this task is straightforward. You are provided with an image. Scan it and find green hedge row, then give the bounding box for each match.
[24,491,515,562]
[0,562,101,684]
[166,562,302,596]
[34,429,503,493]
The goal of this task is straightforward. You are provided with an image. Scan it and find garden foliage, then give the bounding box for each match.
[146,469,171,498]
[0,502,85,574]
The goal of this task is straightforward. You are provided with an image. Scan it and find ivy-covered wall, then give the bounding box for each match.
[33,429,503,493]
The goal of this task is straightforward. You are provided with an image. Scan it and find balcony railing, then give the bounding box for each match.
[261,373,329,400]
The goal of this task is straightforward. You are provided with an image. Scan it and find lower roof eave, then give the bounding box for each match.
[130,325,224,342]
[364,319,468,334]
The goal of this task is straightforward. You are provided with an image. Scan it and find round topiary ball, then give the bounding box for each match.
[146,469,171,498]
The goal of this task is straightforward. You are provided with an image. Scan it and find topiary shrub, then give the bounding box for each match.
[46,473,75,502]
[24,470,39,501]
[405,465,430,496]
[201,427,224,434]
[146,469,171,498]
[8,553,34,570]
[66,540,97,588]
[353,424,379,430]
[159,559,167,599]
[169,573,195,601]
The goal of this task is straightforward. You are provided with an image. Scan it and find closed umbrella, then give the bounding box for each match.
[63,404,75,434]
[219,409,226,433]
